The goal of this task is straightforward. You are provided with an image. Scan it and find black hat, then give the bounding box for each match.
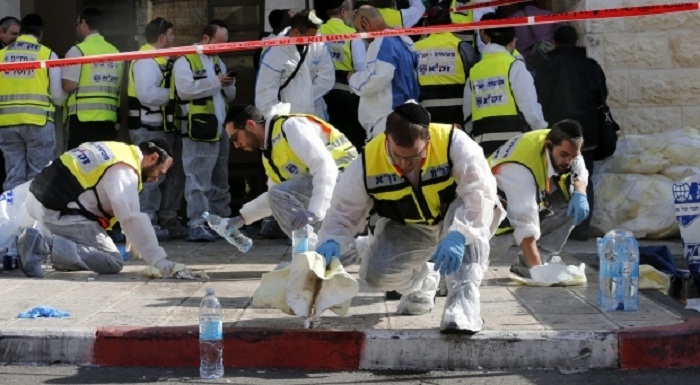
[394,101,430,127]
[327,0,346,10]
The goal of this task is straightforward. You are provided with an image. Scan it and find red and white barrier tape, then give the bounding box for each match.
[0,2,698,72]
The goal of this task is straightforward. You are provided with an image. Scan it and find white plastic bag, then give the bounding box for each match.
[0,181,37,255]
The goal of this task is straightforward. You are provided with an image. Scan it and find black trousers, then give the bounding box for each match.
[324,89,366,150]
[67,115,119,149]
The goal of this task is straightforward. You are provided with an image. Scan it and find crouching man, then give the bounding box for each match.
[315,102,504,333]
[17,140,180,278]
[489,120,590,278]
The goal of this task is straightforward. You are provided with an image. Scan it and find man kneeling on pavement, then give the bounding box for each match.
[315,101,504,334]
[17,140,181,278]
[221,103,358,241]
[488,119,590,278]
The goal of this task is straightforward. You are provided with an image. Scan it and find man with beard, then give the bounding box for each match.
[488,120,590,278]
[222,103,357,241]
[16,140,180,278]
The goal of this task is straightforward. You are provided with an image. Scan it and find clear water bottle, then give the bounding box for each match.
[202,211,253,252]
[622,234,640,310]
[199,287,224,379]
[292,224,313,255]
[597,230,639,311]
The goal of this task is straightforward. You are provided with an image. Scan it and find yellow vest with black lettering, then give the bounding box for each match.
[0,35,55,127]
[262,115,358,184]
[378,8,403,28]
[469,50,524,155]
[489,130,571,235]
[363,123,457,226]
[127,44,176,132]
[29,142,143,229]
[66,34,122,122]
[415,32,465,124]
[450,0,473,24]
[183,53,222,141]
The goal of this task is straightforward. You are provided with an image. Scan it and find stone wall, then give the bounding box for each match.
[583,0,700,135]
[137,0,209,46]
[0,0,20,18]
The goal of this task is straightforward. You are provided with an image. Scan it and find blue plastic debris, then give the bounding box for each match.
[17,306,71,319]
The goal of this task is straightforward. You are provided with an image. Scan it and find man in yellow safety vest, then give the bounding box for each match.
[61,8,123,150]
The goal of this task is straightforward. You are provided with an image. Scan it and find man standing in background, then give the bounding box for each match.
[62,8,123,149]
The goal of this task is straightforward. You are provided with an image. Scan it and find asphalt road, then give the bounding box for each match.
[1,365,699,385]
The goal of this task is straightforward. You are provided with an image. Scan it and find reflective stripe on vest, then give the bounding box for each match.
[489,130,571,234]
[363,123,457,226]
[378,8,403,28]
[0,35,54,127]
[29,142,142,229]
[415,33,466,109]
[262,114,358,184]
[127,44,176,132]
[66,34,122,123]
[183,53,221,141]
[469,51,523,151]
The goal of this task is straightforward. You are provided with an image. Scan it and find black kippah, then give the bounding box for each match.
[393,102,430,127]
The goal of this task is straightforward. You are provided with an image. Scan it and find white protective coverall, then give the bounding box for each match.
[318,128,504,332]
[238,104,340,238]
[490,148,589,265]
[256,28,335,117]
[20,149,169,275]
[173,49,236,228]
[349,35,420,141]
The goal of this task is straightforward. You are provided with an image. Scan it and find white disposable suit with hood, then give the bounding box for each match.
[255,27,335,117]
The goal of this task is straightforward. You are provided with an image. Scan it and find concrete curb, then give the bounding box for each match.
[0,327,95,365]
[360,330,618,370]
[1,322,699,370]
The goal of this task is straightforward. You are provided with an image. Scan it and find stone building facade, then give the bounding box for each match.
[12,0,700,134]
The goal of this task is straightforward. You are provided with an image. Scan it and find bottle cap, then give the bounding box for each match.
[205,287,215,296]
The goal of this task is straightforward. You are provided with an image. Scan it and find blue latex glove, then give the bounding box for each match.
[18,306,71,319]
[432,231,466,276]
[567,191,590,225]
[291,209,318,230]
[316,240,341,266]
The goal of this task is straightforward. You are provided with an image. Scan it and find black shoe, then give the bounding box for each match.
[440,320,483,335]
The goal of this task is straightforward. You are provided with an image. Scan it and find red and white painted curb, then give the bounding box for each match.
[2,321,699,369]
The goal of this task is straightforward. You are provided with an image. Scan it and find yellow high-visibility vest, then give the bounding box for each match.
[363,123,457,225]
[262,114,358,184]
[0,35,55,127]
[65,34,122,122]
[127,44,176,132]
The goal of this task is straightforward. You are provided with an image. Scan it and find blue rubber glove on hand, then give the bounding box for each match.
[316,240,341,266]
[432,231,466,276]
[567,191,590,225]
[291,209,318,231]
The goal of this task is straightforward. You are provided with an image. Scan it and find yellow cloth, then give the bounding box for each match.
[252,252,359,317]
[639,264,670,291]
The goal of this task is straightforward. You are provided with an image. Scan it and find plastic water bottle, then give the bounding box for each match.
[622,234,640,310]
[202,211,253,252]
[293,224,314,255]
[597,230,639,311]
[199,287,223,379]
